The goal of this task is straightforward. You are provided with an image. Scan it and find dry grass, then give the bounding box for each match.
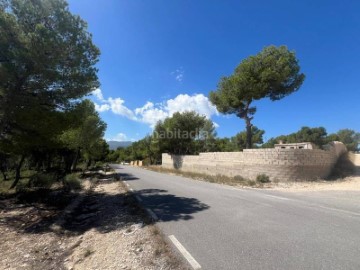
[144,166,270,188]
[144,164,360,191]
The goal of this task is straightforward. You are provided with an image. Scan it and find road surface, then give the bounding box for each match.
[110,165,360,270]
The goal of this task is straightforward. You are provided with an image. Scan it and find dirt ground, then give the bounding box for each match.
[268,176,360,192]
[0,179,185,270]
[145,165,360,192]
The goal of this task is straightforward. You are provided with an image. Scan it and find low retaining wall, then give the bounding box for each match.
[352,154,360,166]
[162,143,347,181]
[130,160,143,166]
[351,154,360,175]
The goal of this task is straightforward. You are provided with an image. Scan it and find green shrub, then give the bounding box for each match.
[247,180,256,186]
[29,173,56,189]
[15,181,29,193]
[94,161,104,169]
[256,174,271,183]
[64,174,82,190]
[233,175,245,182]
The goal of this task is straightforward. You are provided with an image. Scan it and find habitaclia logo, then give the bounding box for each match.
[153,129,210,139]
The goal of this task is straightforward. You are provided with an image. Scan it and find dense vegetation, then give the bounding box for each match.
[262,127,360,151]
[0,0,108,189]
[107,115,359,164]
[106,111,266,164]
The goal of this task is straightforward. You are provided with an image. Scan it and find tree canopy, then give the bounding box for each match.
[154,111,216,155]
[210,45,305,149]
[262,127,360,152]
[0,0,99,142]
[0,0,105,188]
[327,129,360,152]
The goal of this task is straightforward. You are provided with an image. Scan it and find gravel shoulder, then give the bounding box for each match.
[144,165,360,192]
[269,176,360,192]
[0,179,185,270]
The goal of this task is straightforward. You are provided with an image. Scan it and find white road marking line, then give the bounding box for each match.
[265,195,360,217]
[168,235,201,270]
[145,208,158,221]
[135,195,143,202]
[316,205,360,217]
[265,194,291,201]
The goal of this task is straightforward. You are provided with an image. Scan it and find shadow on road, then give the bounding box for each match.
[117,172,139,181]
[137,189,210,222]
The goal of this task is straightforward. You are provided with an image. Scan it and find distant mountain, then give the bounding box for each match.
[107,141,133,150]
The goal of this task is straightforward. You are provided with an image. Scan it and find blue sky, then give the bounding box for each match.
[68,0,360,142]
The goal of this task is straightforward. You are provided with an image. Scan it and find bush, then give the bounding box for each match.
[256,174,271,183]
[15,181,29,193]
[247,180,256,186]
[233,175,245,182]
[64,174,82,190]
[94,161,104,169]
[29,173,56,189]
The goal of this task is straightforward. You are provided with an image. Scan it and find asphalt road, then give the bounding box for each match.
[110,165,360,270]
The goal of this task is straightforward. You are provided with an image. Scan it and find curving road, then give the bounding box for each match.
[110,164,360,270]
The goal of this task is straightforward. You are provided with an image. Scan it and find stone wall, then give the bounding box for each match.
[351,154,360,175]
[352,154,360,166]
[130,160,143,166]
[162,143,347,181]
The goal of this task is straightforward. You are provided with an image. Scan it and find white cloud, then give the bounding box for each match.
[135,102,168,127]
[108,97,136,120]
[92,88,104,101]
[134,93,218,127]
[91,89,218,128]
[92,89,136,119]
[171,68,184,82]
[213,122,220,128]
[166,94,218,118]
[92,88,111,112]
[108,133,127,141]
[94,103,110,112]
[134,101,154,115]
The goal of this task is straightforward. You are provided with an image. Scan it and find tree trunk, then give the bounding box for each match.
[86,159,91,170]
[0,155,8,181]
[71,148,80,172]
[245,117,252,149]
[10,155,26,189]
[46,153,52,171]
[63,154,72,173]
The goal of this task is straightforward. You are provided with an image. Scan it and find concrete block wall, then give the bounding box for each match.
[162,146,344,181]
[352,154,360,166]
[351,154,360,175]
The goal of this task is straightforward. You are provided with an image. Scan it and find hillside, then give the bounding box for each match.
[107,140,133,150]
